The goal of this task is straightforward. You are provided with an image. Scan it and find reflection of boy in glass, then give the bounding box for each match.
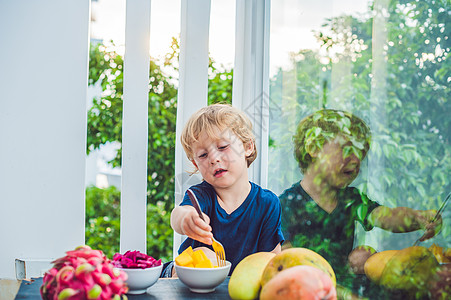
[279,109,442,295]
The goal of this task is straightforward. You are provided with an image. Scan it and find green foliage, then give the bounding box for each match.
[208,60,233,105]
[87,42,177,213]
[87,42,177,259]
[270,3,449,298]
[85,185,173,262]
[85,185,121,259]
[86,38,234,260]
[269,0,450,251]
[146,201,173,263]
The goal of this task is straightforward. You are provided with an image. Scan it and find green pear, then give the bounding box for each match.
[228,252,275,300]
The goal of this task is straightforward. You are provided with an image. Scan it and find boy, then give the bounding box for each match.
[279,109,442,296]
[164,104,284,277]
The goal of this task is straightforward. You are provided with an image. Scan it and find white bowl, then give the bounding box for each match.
[119,264,163,294]
[175,261,231,293]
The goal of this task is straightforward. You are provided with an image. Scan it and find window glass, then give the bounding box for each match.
[269,1,450,298]
[86,0,180,263]
[209,0,235,70]
[208,0,235,104]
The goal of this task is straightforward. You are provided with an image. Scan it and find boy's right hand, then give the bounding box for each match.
[180,206,213,245]
[418,209,442,241]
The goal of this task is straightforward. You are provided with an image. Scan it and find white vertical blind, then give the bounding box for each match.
[173,0,211,259]
[232,0,271,188]
[120,0,151,254]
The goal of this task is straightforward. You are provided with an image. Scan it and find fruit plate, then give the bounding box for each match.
[175,261,231,293]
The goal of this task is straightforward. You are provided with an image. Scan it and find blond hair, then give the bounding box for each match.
[181,104,257,167]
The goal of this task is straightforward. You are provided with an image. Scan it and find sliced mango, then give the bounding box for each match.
[192,249,208,265]
[183,246,194,257]
[175,247,215,268]
[195,259,213,268]
[175,251,193,266]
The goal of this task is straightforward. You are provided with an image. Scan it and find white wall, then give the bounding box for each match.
[0,0,90,279]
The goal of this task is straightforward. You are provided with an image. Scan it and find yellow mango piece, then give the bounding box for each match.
[181,246,194,257]
[195,259,213,268]
[192,249,208,265]
[175,252,193,266]
[185,263,195,268]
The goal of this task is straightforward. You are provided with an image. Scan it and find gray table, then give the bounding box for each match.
[15,277,231,299]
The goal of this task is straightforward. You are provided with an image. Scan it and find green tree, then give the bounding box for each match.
[85,186,121,259]
[269,1,449,298]
[311,0,451,222]
[208,60,233,105]
[270,0,450,240]
[88,42,178,211]
[85,185,173,262]
[86,38,234,260]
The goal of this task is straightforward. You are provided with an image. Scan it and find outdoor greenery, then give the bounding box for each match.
[268,0,450,252]
[86,38,233,261]
[85,186,121,259]
[85,1,449,279]
[85,185,173,262]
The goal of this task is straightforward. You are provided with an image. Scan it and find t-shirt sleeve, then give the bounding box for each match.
[178,183,213,215]
[258,192,285,251]
[179,191,192,206]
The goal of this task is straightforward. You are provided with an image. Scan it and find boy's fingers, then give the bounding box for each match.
[203,213,211,225]
[200,237,213,245]
[185,216,212,244]
[182,207,213,244]
[426,209,441,222]
[419,230,434,241]
[419,214,443,241]
[184,224,212,244]
[194,215,212,231]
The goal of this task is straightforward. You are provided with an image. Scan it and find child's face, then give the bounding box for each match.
[310,135,361,189]
[191,128,253,190]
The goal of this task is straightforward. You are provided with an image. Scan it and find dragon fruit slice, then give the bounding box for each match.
[40,245,128,300]
[112,250,162,269]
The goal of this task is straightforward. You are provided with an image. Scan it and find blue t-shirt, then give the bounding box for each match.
[178,181,284,273]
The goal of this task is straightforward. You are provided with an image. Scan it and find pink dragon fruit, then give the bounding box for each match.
[112,250,161,269]
[40,245,128,300]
